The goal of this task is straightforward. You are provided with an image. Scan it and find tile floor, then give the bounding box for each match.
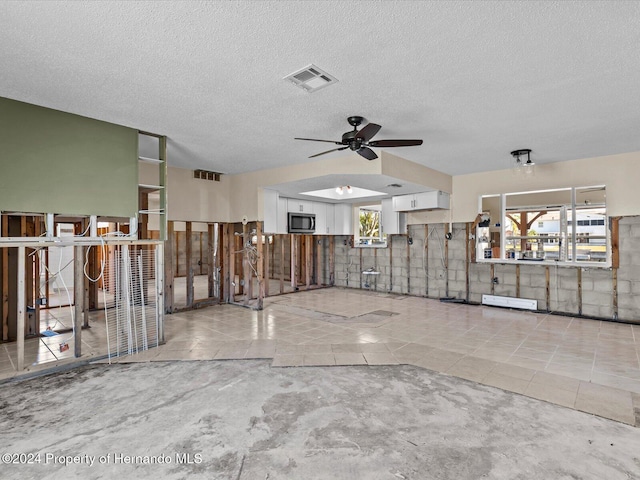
[2,287,639,426]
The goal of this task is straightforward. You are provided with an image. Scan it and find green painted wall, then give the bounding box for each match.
[0,97,138,217]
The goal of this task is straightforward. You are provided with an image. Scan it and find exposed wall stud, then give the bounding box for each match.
[207,224,215,299]
[329,236,335,286]
[2,215,10,341]
[164,221,175,313]
[305,235,312,289]
[290,235,297,291]
[577,267,582,316]
[280,235,285,294]
[612,268,618,320]
[73,245,84,358]
[490,264,495,295]
[545,266,550,312]
[611,217,620,268]
[264,232,270,297]
[256,221,264,309]
[16,246,25,370]
[186,222,194,307]
[424,225,429,297]
[243,222,250,305]
[465,223,470,302]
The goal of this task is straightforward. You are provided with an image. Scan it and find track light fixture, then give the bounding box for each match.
[335,185,353,195]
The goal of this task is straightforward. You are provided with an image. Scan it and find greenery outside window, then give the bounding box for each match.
[358,206,386,246]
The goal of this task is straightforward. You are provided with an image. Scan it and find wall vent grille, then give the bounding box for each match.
[194,170,221,181]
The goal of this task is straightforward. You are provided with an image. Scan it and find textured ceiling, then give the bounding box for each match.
[1,1,639,176]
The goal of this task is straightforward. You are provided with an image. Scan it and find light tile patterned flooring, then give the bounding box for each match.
[2,288,639,426]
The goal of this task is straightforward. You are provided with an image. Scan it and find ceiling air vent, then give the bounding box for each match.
[284,64,338,93]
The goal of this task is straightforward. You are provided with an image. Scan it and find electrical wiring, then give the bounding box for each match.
[422,225,447,279]
[83,229,137,283]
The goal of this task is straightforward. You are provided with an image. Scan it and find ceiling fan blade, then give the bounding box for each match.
[308,146,348,158]
[356,147,378,160]
[295,137,342,144]
[355,123,382,142]
[368,139,423,147]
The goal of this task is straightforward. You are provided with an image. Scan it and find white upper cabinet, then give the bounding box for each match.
[313,202,327,235]
[287,199,314,213]
[392,191,450,212]
[264,192,352,235]
[276,196,288,234]
[381,198,406,235]
[333,204,353,235]
[324,204,336,235]
[263,189,280,233]
[392,194,414,212]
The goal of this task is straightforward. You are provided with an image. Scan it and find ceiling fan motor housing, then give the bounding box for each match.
[341,130,362,150]
[294,115,423,160]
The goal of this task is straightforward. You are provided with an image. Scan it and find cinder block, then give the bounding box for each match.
[617,280,631,294]
[582,291,613,308]
[519,286,545,302]
[494,285,516,297]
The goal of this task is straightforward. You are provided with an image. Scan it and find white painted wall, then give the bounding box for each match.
[142,150,640,226]
[452,151,640,221]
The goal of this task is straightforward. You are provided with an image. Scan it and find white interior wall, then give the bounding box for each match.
[452,151,640,221]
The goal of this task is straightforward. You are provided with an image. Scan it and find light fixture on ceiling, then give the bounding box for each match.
[335,185,353,195]
[511,149,535,175]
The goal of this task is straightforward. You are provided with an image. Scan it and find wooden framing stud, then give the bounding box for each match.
[329,236,335,286]
[164,221,175,313]
[186,222,194,307]
[74,245,84,358]
[243,222,250,305]
[16,246,25,370]
[611,216,620,269]
[207,223,215,299]
[280,235,285,294]
[256,222,264,309]
[264,233,270,297]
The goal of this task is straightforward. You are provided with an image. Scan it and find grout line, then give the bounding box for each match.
[4,344,16,371]
[543,344,560,371]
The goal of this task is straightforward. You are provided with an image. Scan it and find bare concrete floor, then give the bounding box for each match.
[1,360,639,480]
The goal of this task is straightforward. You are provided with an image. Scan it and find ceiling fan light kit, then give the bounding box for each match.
[295,116,423,160]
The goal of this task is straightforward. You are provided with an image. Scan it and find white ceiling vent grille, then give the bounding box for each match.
[284,64,338,93]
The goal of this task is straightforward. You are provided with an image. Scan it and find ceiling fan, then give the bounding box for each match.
[295,116,423,160]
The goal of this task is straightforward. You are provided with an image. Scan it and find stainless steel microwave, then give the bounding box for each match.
[288,212,316,234]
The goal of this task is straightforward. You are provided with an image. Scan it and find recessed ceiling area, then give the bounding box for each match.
[300,186,387,202]
[269,173,434,204]
[1,1,639,177]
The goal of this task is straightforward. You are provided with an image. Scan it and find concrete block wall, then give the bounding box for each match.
[408,224,428,297]
[445,224,467,299]
[577,268,612,318]
[617,216,640,321]
[425,223,448,298]
[329,215,640,323]
[468,263,490,304]
[517,265,547,310]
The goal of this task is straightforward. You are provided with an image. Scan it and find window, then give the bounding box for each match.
[358,206,386,246]
[478,186,608,265]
